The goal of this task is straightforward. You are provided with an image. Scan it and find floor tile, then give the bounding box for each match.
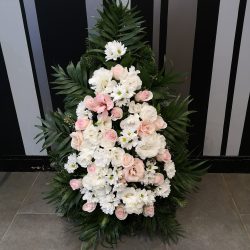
[97,235,167,250]
[19,172,55,214]
[0,214,81,250]
[241,214,250,240]
[223,174,250,214]
[170,174,250,250]
[0,172,38,240]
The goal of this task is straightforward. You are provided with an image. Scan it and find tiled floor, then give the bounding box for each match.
[0,173,249,250]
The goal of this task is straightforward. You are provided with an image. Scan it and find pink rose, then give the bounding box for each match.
[84,95,97,112]
[95,93,114,113]
[115,205,128,220]
[75,118,90,131]
[87,163,96,174]
[135,90,153,102]
[137,121,155,137]
[111,64,126,80]
[143,205,154,217]
[82,202,97,213]
[122,153,134,168]
[69,179,83,190]
[154,116,167,130]
[153,173,165,186]
[70,131,84,151]
[123,158,145,182]
[156,149,171,162]
[104,129,117,142]
[111,107,123,121]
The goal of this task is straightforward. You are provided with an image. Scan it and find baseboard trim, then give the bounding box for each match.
[0,155,250,173]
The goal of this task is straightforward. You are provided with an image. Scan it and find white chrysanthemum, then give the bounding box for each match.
[135,133,163,159]
[64,153,78,173]
[88,67,116,93]
[164,160,176,179]
[104,40,127,61]
[76,101,92,119]
[110,84,127,101]
[120,114,140,132]
[139,105,158,122]
[119,129,138,150]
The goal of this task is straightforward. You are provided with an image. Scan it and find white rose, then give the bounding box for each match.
[135,133,162,159]
[139,105,158,122]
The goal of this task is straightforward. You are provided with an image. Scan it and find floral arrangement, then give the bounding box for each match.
[37,1,205,249]
[66,51,175,217]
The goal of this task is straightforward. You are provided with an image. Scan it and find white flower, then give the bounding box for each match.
[88,67,116,93]
[111,84,127,101]
[77,148,94,168]
[111,147,125,167]
[120,114,140,132]
[164,161,176,179]
[96,116,112,132]
[155,180,171,198]
[120,66,142,91]
[139,105,158,122]
[105,40,127,61]
[76,101,92,119]
[64,153,78,173]
[119,129,138,150]
[128,101,142,114]
[94,148,111,167]
[135,133,163,159]
[83,124,100,146]
[119,187,144,214]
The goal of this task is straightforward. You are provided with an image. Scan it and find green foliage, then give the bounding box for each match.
[36,1,206,249]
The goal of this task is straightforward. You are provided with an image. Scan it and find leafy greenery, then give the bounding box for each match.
[36,1,206,249]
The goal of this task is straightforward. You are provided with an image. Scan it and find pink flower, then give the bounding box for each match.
[84,96,97,112]
[156,149,171,162]
[135,90,153,102]
[111,64,126,80]
[104,129,117,142]
[87,163,96,174]
[143,205,154,217]
[115,205,128,220]
[95,93,114,113]
[153,173,165,186]
[137,121,155,137]
[154,116,167,130]
[111,107,123,121]
[82,202,97,213]
[122,153,134,168]
[123,158,145,182]
[70,131,84,151]
[69,179,82,190]
[75,118,90,131]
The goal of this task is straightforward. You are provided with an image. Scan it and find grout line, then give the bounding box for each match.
[0,172,40,242]
[221,174,250,241]
[17,212,57,215]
